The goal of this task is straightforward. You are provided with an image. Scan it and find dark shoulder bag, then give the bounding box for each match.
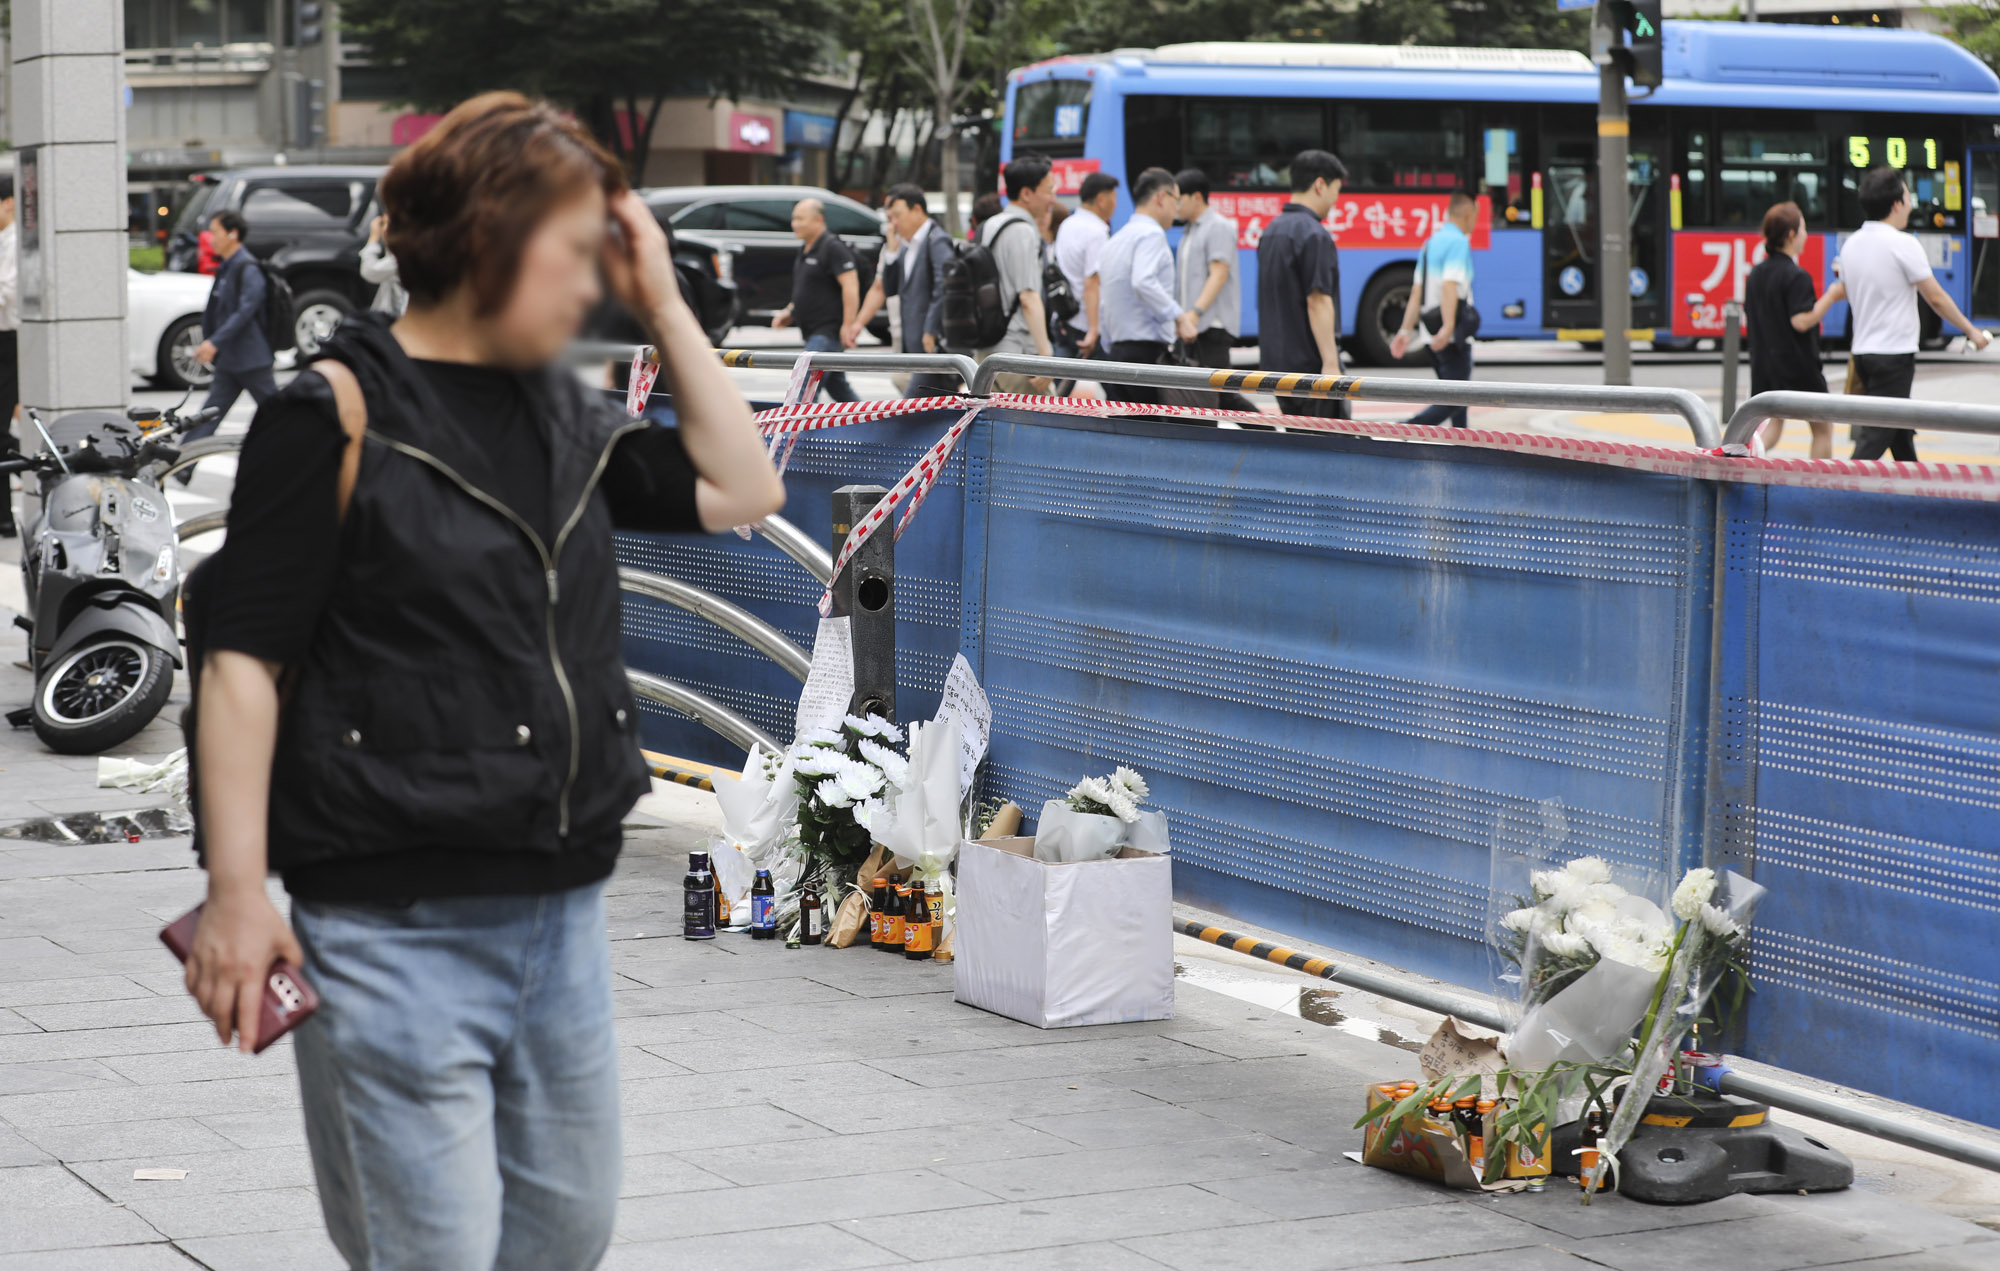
[1418,241,1482,344]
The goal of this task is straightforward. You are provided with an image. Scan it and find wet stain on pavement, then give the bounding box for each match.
[0,806,191,844]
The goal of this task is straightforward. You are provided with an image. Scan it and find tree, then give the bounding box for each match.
[905,0,980,235]
[1051,0,1588,55]
[1944,0,2000,74]
[341,0,838,185]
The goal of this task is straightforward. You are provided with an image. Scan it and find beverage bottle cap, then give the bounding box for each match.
[755,869,771,878]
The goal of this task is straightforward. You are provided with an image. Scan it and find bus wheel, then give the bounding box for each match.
[1354,267,1426,368]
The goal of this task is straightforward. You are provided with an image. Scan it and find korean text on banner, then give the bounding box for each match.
[1672,231,1827,337]
[1210,193,1493,252]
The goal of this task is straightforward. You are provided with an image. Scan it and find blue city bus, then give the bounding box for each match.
[1001,23,2000,364]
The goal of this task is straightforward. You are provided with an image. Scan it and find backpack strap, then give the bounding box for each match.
[311,359,368,524]
[986,216,1032,323]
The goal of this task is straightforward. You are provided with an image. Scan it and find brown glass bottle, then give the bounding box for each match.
[799,885,825,946]
[868,876,889,949]
[883,883,908,953]
[904,883,935,959]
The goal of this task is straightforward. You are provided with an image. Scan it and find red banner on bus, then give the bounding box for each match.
[1209,193,1492,252]
[1672,231,1827,337]
[1049,158,1101,195]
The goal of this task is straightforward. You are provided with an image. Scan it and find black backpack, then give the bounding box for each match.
[940,217,1032,351]
[256,260,300,354]
[1042,257,1080,331]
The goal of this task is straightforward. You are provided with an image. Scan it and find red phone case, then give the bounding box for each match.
[160,904,320,1054]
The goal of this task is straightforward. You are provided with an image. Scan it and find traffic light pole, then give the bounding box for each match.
[1595,2,1633,387]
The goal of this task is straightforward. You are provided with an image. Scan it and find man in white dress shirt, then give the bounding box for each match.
[1097,167,1193,405]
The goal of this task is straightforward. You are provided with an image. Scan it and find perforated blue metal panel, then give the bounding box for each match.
[615,404,969,767]
[960,410,1715,987]
[618,392,1997,1127]
[1713,483,2000,1129]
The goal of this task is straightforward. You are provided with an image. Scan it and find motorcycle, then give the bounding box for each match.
[1,395,219,753]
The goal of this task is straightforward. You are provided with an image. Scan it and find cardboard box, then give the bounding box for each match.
[953,836,1173,1029]
[1358,1083,1538,1192]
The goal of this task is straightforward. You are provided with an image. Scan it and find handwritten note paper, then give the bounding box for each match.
[794,616,854,736]
[1419,1017,1507,1098]
[931,654,992,796]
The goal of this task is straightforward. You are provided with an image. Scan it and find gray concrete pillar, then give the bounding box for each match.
[12,0,128,418]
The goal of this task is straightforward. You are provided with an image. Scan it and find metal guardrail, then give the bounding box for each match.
[975,354,1724,447]
[1723,391,2000,448]
[626,669,778,754]
[753,515,834,586]
[718,347,981,388]
[673,344,1726,448]
[618,567,811,682]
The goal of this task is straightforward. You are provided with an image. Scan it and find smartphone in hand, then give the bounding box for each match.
[160,904,319,1054]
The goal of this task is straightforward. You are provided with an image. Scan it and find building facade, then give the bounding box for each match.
[120,0,851,218]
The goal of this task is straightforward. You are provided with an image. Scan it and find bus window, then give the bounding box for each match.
[1476,110,1532,226]
[1186,99,1326,190]
[1718,131,1831,227]
[1336,103,1466,191]
[1015,80,1092,145]
[1123,95,1184,189]
[1678,127,1711,227]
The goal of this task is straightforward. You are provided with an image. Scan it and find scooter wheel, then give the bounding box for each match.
[32,638,175,755]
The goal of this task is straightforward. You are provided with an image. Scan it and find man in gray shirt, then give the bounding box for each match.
[978,153,1056,394]
[1175,168,1254,412]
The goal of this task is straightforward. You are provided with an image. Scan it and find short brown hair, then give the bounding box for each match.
[1762,201,1804,256]
[381,92,627,314]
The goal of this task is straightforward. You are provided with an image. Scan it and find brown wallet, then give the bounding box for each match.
[160,904,320,1054]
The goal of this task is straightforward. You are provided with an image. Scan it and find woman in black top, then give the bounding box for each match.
[1744,201,1843,458]
[183,94,783,1267]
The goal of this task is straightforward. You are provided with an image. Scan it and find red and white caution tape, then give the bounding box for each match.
[625,348,660,417]
[746,393,2000,504]
[816,406,981,616]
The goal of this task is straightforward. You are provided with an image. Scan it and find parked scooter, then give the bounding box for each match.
[1,395,218,753]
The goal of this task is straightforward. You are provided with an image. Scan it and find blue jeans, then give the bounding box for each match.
[802,331,856,402]
[1408,340,1474,428]
[293,884,621,1271]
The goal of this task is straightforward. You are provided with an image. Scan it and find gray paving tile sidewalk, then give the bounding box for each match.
[0,668,1995,1267]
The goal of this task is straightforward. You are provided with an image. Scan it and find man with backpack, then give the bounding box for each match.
[191,210,279,446]
[975,154,1057,394]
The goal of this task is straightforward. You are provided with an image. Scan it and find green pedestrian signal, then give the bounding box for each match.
[1606,0,1665,88]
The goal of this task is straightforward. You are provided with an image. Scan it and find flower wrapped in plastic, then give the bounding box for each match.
[1584,867,1766,1196]
[1496,856,1675,1071]
[1035,766,1169,863]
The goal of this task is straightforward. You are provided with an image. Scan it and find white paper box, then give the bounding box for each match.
[953,836,1174,1029]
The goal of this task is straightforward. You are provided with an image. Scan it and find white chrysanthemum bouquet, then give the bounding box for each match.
[1065,766,1151,822]
[1035,765,1171,863]
[788,714,910,873]
[1476,854,1765,1199]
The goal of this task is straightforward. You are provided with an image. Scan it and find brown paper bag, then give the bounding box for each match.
[981,803,1023,839]
[827,844,893,949]
[828,891,869,949]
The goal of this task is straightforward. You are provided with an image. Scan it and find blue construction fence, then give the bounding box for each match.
[615,395,1999,1131]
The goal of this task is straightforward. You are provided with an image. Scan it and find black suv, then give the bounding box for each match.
[642,186,889,338]
[167,166,385,356]
[173,167,738,354]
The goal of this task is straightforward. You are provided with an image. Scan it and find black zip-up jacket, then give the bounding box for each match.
[261,317,654,870]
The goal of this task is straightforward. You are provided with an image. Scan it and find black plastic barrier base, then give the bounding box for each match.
[1550,1093,1854,1205]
